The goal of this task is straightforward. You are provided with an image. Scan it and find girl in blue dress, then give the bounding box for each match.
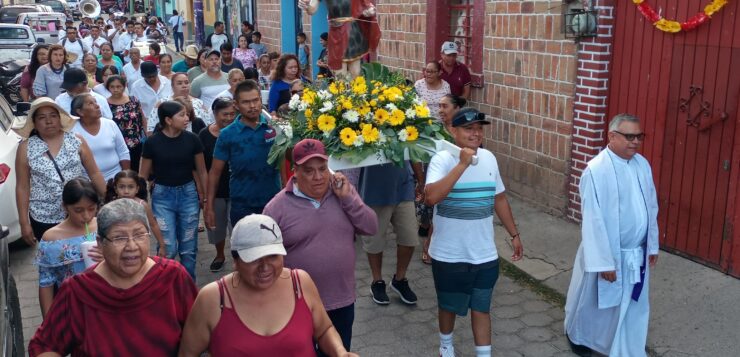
[36,177,101,318]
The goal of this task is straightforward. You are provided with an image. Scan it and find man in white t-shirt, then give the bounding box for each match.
[190,50,229,110]
[61,27,89,68]
[55,68,114,119]
[108,18,132,61]
[82,25,107,56]
[122,48,143,91]
[424,108,523,357]
[205,21,229,51]
[169,10,184,53]
[131,61,173,135]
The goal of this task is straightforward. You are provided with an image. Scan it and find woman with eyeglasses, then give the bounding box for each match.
[414,61,451,121]
[28,198,198,356]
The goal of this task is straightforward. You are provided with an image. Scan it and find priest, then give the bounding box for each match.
[564,114,659,357]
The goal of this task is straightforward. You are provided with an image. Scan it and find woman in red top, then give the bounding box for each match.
[179,214,356,357]
[28,199,198,357]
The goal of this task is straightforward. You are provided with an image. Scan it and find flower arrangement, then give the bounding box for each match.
[268,63,450,167]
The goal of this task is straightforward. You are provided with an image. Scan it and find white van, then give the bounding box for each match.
[16,12,66,44]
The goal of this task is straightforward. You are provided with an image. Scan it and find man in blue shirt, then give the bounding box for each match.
[205,80,281,229]
[359,162,424,306]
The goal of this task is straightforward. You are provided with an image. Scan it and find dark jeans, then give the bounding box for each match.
[173,32,184,52]
[229,205,263,228]
[128,143,143,172]
[30,215,58,241]
[316,303,354,356]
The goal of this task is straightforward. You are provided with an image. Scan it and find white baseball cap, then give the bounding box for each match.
[441,41,458,55]
[230,215,286,263]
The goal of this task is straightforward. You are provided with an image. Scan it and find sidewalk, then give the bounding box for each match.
[495,197,740,356]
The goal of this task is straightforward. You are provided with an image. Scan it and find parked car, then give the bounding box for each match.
[35,0,71,20]
[16,12,66,44]
[0,95,25,357]
[0,24,35,106]
[0,4,52,23]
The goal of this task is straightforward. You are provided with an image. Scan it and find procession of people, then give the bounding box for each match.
[10,7,660,357]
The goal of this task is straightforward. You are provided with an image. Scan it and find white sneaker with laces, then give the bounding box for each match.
[439,345,455,357]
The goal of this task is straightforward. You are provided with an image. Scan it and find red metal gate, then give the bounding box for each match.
[607,0,740,275]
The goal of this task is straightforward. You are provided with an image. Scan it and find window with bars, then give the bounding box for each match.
[426,0,484,87]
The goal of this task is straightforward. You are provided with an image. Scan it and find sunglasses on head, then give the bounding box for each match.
[458,111,486,122]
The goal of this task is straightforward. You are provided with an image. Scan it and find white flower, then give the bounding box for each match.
[283,125,293,139]
[288,94,301,110]
[413,96,424,105]
[398,129,409,142]
[319,101,334,113]
[385,103,397,111]
[379,131,388,143]
[405,108,417,119]
[298,102,308,111]
[353,134,365,147]
[317,90,333,100]
[342,110,360,123]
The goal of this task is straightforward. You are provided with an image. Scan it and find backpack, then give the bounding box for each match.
[61,38,84,55]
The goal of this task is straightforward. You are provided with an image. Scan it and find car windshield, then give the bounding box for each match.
[39,2,65,12]
[0,8,34,21]
[0,27,30,39]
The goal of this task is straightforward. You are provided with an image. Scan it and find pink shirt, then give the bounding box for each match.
[233,48,258,68]
[263,178,378,310]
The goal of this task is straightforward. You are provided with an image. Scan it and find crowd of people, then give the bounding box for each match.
[11,10,658,356]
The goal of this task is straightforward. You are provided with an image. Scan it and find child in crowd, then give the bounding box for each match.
[249,31,267,58]
[297,32,310,77]
[37,178,101,318]
[105,170,167,257]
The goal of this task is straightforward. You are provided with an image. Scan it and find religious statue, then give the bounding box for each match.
[298,0,381,78]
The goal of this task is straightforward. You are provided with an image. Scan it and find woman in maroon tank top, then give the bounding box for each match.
[179,214,357,357]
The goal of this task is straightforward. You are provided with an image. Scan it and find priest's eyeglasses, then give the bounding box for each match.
[102,233,150,246]
[613,131,645,142]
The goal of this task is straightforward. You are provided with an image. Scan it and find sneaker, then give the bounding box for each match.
[209,258,225,272]
[439,345,455,357]
[370,280,390,305]
[391,275,417,305]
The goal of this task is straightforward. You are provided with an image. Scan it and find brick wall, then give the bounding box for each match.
[567,0,615,221]
[255,0,605,217]
[255,0,282,52]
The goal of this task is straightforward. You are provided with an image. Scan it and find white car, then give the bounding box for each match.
[0,96,22,244]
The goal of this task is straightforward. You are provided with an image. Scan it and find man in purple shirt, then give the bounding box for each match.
[439,41,472,99]
[263,139,378,355]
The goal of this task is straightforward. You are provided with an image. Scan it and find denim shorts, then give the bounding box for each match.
[432,259,500,316]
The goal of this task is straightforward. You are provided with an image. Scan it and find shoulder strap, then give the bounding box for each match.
[45,150,65,183]
[290,269,303,300]
[216,277,225,311]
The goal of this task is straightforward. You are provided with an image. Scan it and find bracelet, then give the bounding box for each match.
[510,233,520,240]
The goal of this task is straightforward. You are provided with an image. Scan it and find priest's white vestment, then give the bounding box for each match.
[564,147,659,356]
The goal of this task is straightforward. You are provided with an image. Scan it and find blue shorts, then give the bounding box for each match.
[432,259,499,316]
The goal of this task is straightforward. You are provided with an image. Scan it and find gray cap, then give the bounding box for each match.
[230,215,286,263]
[441,41,458,54]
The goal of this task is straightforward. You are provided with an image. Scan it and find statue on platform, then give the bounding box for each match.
[298,0,381,78]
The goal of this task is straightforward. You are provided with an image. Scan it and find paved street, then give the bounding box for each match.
[11,229,574,356]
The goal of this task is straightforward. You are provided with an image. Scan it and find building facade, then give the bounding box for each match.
[254,0,740,276]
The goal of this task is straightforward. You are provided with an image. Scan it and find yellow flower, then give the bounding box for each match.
[383,87,404,101]
[378,95,386,102]
[414,104,431,118]
[306,118,315,131]
[302,90,316,105]
[358,105,371,117]
[329,82,340,95]
[361,124,380,143]
[317,114,336,133]
[374,108,389,125]
[405,126,419,141]
[352,77,368,94]
[304,108,313,119]
[705,0,728,16]
[389,109,406,126]
[341,97,353,110]
[369,99,378,107]
[340,127,356,146]
[654,18,681,33]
